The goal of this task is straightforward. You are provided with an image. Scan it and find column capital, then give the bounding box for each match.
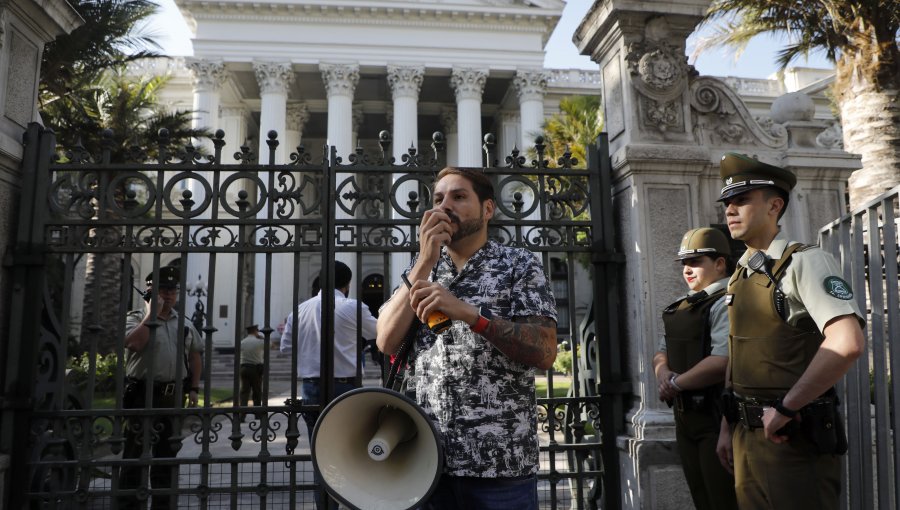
[186,58,227,91]
[513,69,549,102]
[450,68,488,102]
[387,64,425,100]
[320,63,360,99]
[440,106,457,133]
[253,61,294,95]
[286,103,310,132]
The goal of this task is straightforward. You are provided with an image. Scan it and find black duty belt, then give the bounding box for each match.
[734,393,837,429]
[674,392,711,412]
[302,377,353,384]
[127,377,178,396]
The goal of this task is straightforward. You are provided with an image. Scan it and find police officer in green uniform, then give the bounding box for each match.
[714,153,865,510]
[653,227,738,510]
[119,266,203,509]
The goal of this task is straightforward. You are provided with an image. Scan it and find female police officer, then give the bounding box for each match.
[653,227,738,510]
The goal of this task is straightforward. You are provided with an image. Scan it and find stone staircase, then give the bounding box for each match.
[205,347,384,394]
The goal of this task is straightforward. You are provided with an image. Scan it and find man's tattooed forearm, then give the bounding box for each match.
[483,316,557,369]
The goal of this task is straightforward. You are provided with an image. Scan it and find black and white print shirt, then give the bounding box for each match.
[406,240,557,478]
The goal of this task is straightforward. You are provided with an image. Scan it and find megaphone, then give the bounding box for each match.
[312,387,444,510]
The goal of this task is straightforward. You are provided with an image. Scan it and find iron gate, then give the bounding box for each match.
[1,123,626,509]
[819,186,900,510]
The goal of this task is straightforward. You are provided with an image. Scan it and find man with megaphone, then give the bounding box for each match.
[377,167,558,510]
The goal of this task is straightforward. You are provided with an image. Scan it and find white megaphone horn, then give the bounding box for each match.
[312,387,444,510]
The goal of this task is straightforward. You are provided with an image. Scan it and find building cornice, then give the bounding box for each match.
[177,1,560,37]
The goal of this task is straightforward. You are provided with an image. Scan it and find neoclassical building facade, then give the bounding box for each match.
[113,2,859,508]
[126,0,840,351]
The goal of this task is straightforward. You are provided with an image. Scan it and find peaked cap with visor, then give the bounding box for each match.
[676,227,731,261]
[717,152,796,202]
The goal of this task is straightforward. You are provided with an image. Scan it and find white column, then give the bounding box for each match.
[212,106,250,346]
[440,106,458,167]
[321,63,360,296]
[513,70,549,152]
[219,106,251,161]
[253,62,294,325]
[497,111,521,162]
[285,102,310,160]
[320,63,359,159]
[254,62,294,165]
[186,58,226,152]
[387,65,425,290]
[450,68,488,167]
[184,59,227,341]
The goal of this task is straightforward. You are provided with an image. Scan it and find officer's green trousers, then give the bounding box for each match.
[674,407,737,510]
[733,425,840,510]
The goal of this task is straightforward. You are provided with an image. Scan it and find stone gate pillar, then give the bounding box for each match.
[575,2,860,509]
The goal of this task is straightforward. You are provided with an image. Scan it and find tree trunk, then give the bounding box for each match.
[840,87,900,209]
[81,239,126,355]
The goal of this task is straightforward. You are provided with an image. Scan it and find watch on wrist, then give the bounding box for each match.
[774,398,798,419]
[470,306,493,335]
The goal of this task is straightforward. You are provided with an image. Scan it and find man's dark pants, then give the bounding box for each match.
[118,380,180,510]
[239,363,264,418]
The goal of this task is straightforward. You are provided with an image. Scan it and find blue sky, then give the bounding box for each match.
[145,0,832,79]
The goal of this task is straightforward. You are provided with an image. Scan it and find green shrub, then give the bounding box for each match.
[553,344,573,375]
[67,352,118,393]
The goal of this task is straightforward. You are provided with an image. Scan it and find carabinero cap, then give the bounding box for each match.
[145,266,180,288]
[676,227,731,260]
[717,152,796,202]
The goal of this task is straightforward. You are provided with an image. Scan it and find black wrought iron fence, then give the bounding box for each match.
[1,123,625,509]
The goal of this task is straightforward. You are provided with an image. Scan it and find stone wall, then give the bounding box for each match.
[575,1,861,508]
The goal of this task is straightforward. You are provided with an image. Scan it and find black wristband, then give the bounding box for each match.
[774,398,798,418]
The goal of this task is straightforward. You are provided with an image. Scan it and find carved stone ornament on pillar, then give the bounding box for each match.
[512,70,549,102]
[286,103,310,134]
[253,62,294,95]
[320,63,360,98]
[387,65,425,100]
[186,59,227,91]
[450,68,488,101]
[690,76,788,149]
[624,21,693,134]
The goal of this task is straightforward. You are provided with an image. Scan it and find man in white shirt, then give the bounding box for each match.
[280,261,377,441]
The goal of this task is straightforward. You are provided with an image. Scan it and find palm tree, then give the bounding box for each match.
[699,0,900,208]
[531,95,604,169]
[39,1,211,354]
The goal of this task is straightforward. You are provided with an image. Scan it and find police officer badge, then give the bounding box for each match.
[823,276,853,300]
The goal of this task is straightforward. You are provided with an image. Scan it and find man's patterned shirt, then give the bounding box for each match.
[406,240,557,478]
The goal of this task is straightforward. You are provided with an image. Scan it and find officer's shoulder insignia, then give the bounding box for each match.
[823,276,853,300]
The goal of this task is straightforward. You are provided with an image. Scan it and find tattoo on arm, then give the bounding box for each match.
[483,316,557,369]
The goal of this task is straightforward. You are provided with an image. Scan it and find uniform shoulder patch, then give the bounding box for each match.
[823,276,853,300]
